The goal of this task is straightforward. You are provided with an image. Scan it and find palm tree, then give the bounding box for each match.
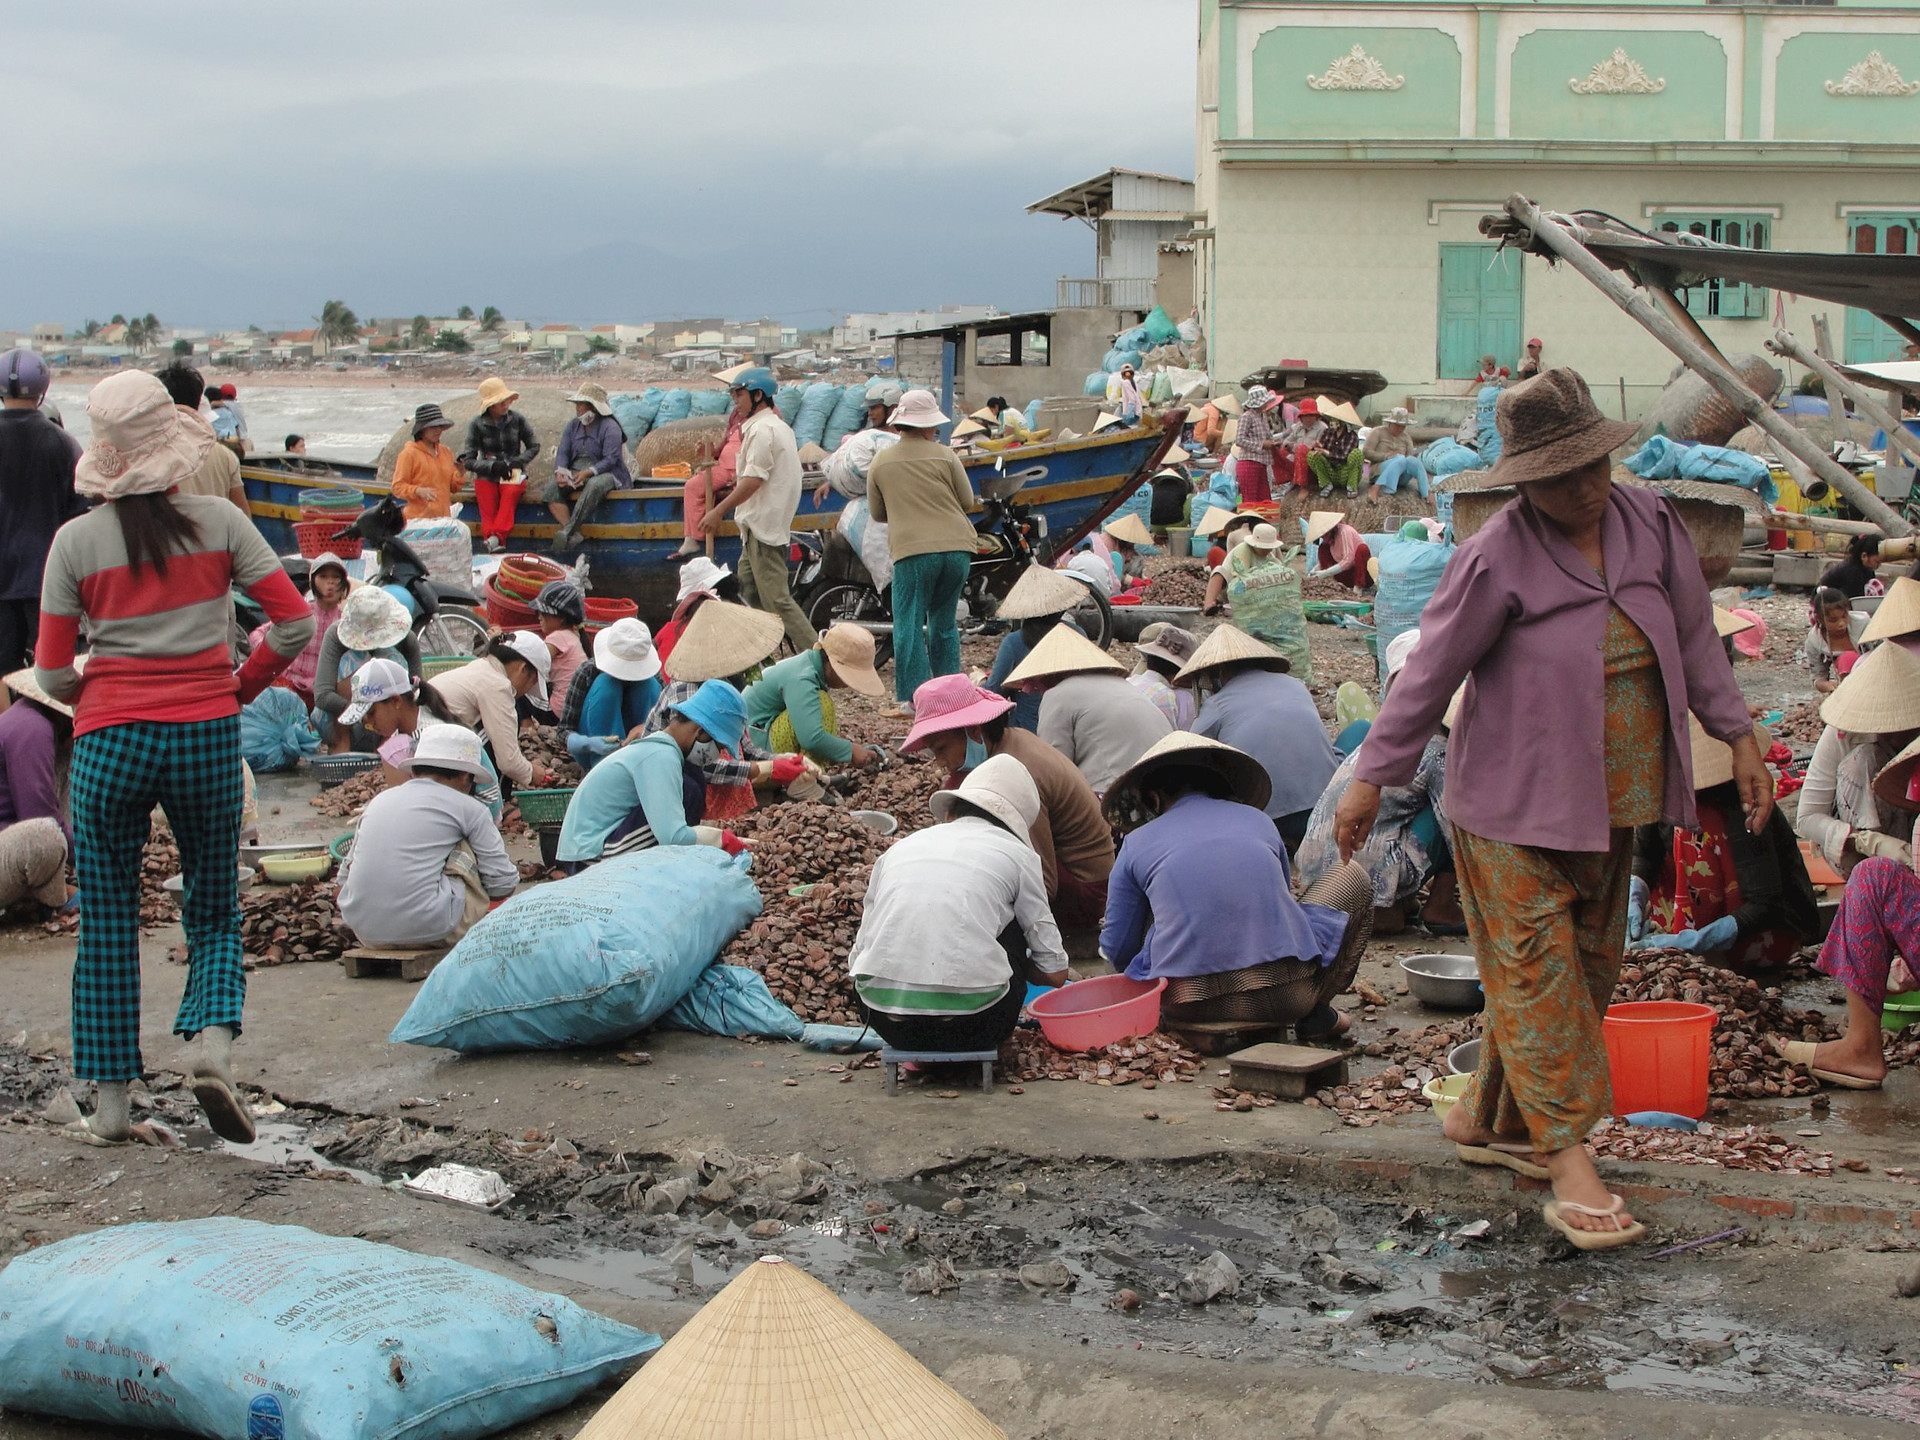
[317,300,360,347]
[82,319,101,338]
[408,315,432,347]
[480,306,503,333]
[456,305,474,321]
[110,313,126,326]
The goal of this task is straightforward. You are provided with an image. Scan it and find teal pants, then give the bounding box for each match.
[890,550,970,703]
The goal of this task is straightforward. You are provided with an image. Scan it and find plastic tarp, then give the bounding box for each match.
[1625,435,1779,504]
[0,1218,658,1440]
[239,687,318,773]
[793,383,842,449]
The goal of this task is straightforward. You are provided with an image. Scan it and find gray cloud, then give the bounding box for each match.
[3,1,1194,330]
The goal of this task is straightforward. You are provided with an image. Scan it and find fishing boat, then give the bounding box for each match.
[241,410,1187,619]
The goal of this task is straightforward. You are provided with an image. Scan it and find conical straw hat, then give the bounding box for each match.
[1305,511,1345,546]
[666,601,785,682]
[1874,731,1920,814]
[575,1255,1006,1440]
[1102,730,1272,826]
[1002,623,1125,686]
[1172,623,1290,687]
[1688,714,1770,791]
[995,564,1093,621]
[1193,505,1236,538]
[1102,512,1155,547]
[1862,576,1920,646]
[1712,605,1754,639]
[3,656,85,717]
[1819,637,1920,735]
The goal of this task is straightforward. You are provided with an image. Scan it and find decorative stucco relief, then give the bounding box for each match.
[1568,49,1667,96]
[1307,45,1405,92]
[1824,52,1920,98]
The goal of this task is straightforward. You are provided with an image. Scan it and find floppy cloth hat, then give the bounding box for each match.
[567,382,614,417]
[1135,624,1197,668]
[670,679,748,752]
[75,370,217,500]
[676,556,731,603]
[1102,730,1273,826]
[406,724,492,781]
[335,586,412,651]
[902,674,1013,752]
[820,623,885,696]
[594,617,663,683]
[890,390,949,429]
[476,376,519,408]
[410,402,452,437]
[929,753,1041,843]
[1474,367,1638,488]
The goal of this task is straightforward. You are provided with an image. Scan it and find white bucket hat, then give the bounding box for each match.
[928,752,1040,844]
[338,656,414,726]
[676,556,732,604]
[76,370,217,500]
[501,630,551,705]
[1245,523,1282,551]
[593,617,663,682]
[1384,407,1413,425]
[889,390,949,429]
[335,586,412,651]
[405,723,492,781]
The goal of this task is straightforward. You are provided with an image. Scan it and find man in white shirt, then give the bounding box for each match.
[849,755,1068,1052]
[699,367,817,651]
[338,725,519,949]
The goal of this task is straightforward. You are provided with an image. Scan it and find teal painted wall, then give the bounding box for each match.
[1775,33,1920,141]
[1251,26,1463,139]
[1509,30,1727,140]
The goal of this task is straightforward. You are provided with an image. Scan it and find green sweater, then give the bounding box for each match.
[743,650,851,764]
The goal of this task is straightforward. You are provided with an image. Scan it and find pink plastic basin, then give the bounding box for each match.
[1027,974,1166,1052]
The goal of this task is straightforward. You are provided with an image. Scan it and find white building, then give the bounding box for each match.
[832,305,1003,352]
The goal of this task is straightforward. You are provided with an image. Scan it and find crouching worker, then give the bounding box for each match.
[337,725,518,950]
[849,755,1069,1052]
[556,679,750,867]
[0,666,81,916]
[1100,733,1373,1043]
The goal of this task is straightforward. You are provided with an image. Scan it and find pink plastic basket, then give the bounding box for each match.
[1027,974,1166,1052]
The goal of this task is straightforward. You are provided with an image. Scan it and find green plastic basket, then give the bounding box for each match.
[421,655,471,679]
[514,787,577,827]
[328,832,354,863]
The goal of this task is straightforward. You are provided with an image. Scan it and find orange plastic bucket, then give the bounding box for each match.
[1602,1001,1715,1118]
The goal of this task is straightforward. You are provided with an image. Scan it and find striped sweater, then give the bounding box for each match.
[35,495,314,736]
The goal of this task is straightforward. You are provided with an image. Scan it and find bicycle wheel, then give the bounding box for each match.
[418,606,491,658]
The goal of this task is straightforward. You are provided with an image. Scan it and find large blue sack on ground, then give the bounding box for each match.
[1373,533,1456,681]
[775,383,804,424]
[687,390,730,418]
[824,378,873,451]
[1024,397,1046,431]
[1112,326,1152,355]
[1103,348,1144,375]
[662,963,804,1040]
[239,686,317,773]
[1474,384,1503,466]
[654,389,693,426]
[1084,371,1110,397]
[390,847,762,1053]
[794,383,841,448]
[0,1217,658,1440]
[1420,436,1483,478]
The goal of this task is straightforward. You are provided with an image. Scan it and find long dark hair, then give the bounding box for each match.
[115,492,202,577]
[417,679,455,722]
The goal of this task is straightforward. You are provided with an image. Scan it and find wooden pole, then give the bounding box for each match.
[1767,328,1920,476]
[1501,195,1910,536]
[1811,315,1855,447]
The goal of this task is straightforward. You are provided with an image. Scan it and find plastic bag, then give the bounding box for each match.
[793,383,841,449]
[1625,435,1777,502]
[1149,370,1173,404]
[390,847,761,1053]
[239,687,317,773]
[399,516,472,588]
[0,1218,658,1440]
[1112,327,1152,355]
[1177,316,1202,346]
[823,428,898,499]
[823,380,872,452]
[775,383,804,424]
[1103,348,1144,375]
[687,390,730,418]
[1141,305,1181,347]
[661,964,804,1039]
[654,389,693,426]
[1084,371,1110,397]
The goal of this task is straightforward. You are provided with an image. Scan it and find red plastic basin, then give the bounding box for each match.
[1027,974,1166,1052]
[1603,1000,1715,1119]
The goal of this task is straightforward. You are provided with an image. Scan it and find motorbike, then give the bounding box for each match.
[332,496,492,656]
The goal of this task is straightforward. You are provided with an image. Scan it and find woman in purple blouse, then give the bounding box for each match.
[1336,369,1770,1251]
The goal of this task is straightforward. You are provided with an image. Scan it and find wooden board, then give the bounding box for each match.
[1227,1042,1351,1099]
[342,946,447,983]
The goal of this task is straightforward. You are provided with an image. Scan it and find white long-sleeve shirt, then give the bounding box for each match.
[1793,725,1908,868]
[339,778,518,946]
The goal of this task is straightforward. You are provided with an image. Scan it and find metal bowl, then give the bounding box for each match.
[1446,1038,1482,1075]
[1399,953,1484,1010]
[162,866,257,896]
[850,809,898,836]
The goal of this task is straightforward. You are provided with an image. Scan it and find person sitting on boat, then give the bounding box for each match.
[337,725,518,952]
[312,586,421,754]
[566,618,664,772]
[813,381,903,594]
[337,656,502,819]
[432,633,554,794]
[1305,512,1371,592]
[458,376,539,554]
[1308,400,1365,496]
[985,565,1091,733]
[1801,586,1858,694]
[654,557,739,666]
[1107,364,1145,425]
[532,578,588,720]
[673,392,742,561]
[848,754,1069,1055]
[1630,718,1817,972]
[1003,625,1170,798]
[285,434,306,456]
[551,382,630,557]
[0,664,80,918]
[556,680,751,867]
[155,363,246,510]
[650,600,801,819]
[1363,408,1429,500]
[742,623,886,769]
[1101,732,1371,1044]
[1128,623,1198,730]
[1792,641,1920,875]
[390,403,460,521]
[1176,624,1338,854]
[205,385,242,456]
[1200,523,1314,682]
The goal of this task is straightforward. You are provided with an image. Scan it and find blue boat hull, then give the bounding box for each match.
[243,413,1184,620]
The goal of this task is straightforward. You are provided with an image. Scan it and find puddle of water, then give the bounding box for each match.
[182,1120,382,1186]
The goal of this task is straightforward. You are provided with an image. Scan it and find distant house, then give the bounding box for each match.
[270,327,328,362]
[1027,168,1196,313]
[31,323,65,343]
[833,306,1002,352]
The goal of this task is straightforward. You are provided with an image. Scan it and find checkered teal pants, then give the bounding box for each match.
[71,717,245,1080]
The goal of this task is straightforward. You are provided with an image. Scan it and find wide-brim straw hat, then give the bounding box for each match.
[1689,714,1769,791]
[476,375,519,409]
[1317,397,1363,427]
[566,381,614,417]
[1819,637,1920,734]
[951,418,987,441]
[1862,575,1920,646]
[820,623,886,696]
[1713,605,1755,639]
[1305,510,1345,546]
[1103,513,1155,547]
[4,657,84,717]
[1874,732,1920,813]
[1002,624,1126,686]
[713,362,753,387]
[1092,411,1125,432]
[1103,731,1273,825]
[1479,368,1638,487]
[996,564,1093,621]
[1173,623,1290,687]
[968,406,999,423]
[572,1256,1007,1440]
[667,601,783,682]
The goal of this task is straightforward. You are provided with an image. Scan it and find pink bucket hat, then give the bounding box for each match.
[902,674,1013,752]
[1730,608,1766,659]
[76,370,216,500]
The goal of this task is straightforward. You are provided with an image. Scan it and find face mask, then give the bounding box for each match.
[963,735,990,772]
[688,738,719,768]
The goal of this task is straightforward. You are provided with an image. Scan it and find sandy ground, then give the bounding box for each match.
[1,557,1917,1438]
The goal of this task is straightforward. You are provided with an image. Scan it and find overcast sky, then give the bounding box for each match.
[4,2,1195,333]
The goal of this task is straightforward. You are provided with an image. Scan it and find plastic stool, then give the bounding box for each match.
[880,1047,995,1095]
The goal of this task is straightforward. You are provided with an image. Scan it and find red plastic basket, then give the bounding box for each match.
[484,575,539,629]
[582,595,637,639]
[495,554,568,602]
[293,520,363,560]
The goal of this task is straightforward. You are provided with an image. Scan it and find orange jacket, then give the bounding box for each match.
[390,439,459,520]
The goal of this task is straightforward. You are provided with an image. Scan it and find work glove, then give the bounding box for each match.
[1891,956,1917,995]
[1626,876,1650,943]
[1633,915,1739,955]
[718,830,750,857]
[768,755,806,786]
[1852,830,1914,867]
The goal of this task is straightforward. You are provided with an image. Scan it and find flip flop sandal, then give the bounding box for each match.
[191,1073,258,1145]
[1420,918,1470,937]
[59,1118,128,1148]
[1542,1195,1646,1251]
[1455,1141,1552,1181]
[1771,1038,1883,1090]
